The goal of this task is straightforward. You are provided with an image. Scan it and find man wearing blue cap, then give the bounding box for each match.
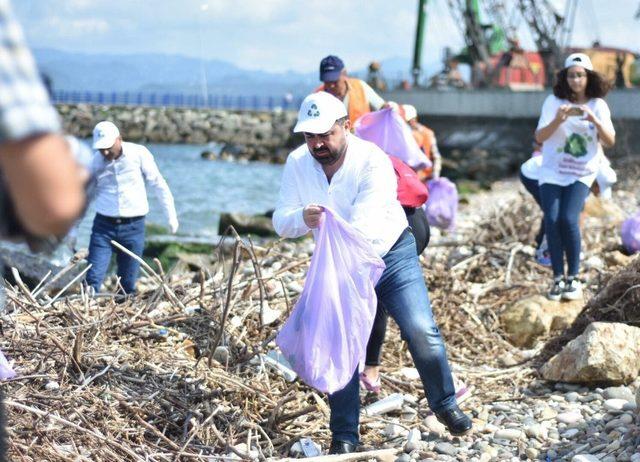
[85,121,179,297]
[273,91,472,454]
[317,55,385,126]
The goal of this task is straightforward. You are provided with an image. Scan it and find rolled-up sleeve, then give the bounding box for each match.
[272,156,310,238]
[0,1,61,142]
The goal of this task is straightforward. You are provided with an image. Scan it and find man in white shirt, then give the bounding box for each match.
[85,121,178,296]
[273,92,472,454]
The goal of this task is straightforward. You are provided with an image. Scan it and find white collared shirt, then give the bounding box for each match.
[273,134,408,256]
[90,142,178,227]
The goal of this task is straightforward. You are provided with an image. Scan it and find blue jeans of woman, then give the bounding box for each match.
[519,171,545,247]
[86,214,146,294]
[539,182,590,278]
[328,228,456,445]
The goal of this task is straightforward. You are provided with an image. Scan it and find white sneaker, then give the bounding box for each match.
[562,278,583,301]
[547,278,565,301]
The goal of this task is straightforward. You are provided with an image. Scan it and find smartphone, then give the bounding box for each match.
[567,106,584,116]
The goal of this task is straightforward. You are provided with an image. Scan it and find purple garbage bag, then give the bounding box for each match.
[425,177,459,231]
[0,349,16,380]
[276,208,385,393]
[354,108,432,169]
[621,212,640,254]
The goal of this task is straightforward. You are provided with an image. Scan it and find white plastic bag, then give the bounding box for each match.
[276,208,385,393]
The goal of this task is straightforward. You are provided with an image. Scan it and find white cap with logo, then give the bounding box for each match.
[293,91,348,134]
[92,121,120,149]
[564,53,593,71]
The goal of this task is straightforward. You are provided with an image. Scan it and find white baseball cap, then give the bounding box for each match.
[564,53,593,71]
[293,91,348,134]
[402,104,418,122]
[92,121,120,149]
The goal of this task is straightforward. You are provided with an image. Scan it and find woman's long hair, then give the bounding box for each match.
[553,68,611,102]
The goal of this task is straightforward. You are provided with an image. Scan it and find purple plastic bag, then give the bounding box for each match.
[354,108,432,169]
[276,208,385,393]
[621,212,640,254]
[425,177,459,231]
[0,349,16,380]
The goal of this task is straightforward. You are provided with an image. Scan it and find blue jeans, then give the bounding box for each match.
[328,229,456,445]
[539,182,590,278]
[86,214,146,294]
[519,171,545,247]
[365,208,430,366]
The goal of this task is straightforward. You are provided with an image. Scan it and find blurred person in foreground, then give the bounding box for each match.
[85,121,178,297]
[0,0,86,459]
[273,91,472,454]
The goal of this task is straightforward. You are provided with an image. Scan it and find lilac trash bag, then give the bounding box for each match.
[425,177,459,231]
[621,212,640,254]
[354,108,432,169]
[276,208,385,394]
[0,349,16,380]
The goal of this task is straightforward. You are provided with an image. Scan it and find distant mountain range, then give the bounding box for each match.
[33,48,442,97]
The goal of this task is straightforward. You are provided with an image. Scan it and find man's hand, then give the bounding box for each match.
[303,205,324,229]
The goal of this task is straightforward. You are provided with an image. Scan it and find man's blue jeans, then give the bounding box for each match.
[328,229,457,445]
[539,182,590,278]
[86,214,146,294]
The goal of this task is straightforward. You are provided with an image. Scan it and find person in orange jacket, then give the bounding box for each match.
[316,55,386,126]
[402,104,442,181]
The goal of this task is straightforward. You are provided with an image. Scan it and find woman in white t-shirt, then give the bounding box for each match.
[534,53,615,301]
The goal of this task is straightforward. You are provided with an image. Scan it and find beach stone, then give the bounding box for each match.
[556,411,583,425]
[604,399,629,411]
[541,322,640,384]
[395,454,411,462]
[538,406,557,420]
[424,415,446,435]
[630,453,640,462]
[404,428,422,453]
[561,428,580,438]
[526,448,539,459]
[493,428,524,441]
[499,295,583,347]
[603,386,636,402]
[525,424,547,439]
[566,391,580,402]
[572,456,600,462]
[434,442,457,456]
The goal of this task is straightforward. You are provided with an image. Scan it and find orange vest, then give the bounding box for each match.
[316,78,370,126]
[412,123,436,179]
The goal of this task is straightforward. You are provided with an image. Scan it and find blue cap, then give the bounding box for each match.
[320,55,344,82]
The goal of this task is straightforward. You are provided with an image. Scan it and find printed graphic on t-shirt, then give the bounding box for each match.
[559,133,592,158]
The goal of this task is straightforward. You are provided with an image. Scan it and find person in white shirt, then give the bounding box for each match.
[534,53,615,301]
[85,121,178,296]
[273,92,471,455]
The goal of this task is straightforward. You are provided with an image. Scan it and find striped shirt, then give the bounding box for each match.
[0,0,61,142]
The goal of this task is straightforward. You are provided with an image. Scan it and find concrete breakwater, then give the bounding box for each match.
[57,104,301,163]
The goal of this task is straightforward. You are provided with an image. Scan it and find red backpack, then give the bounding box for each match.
[388,155,429,207]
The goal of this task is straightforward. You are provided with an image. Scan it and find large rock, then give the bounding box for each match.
[541,322,640,384]
[218,212,276,237]
[500,295,584,348]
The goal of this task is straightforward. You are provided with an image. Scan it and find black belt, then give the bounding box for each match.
[97,213,144,224]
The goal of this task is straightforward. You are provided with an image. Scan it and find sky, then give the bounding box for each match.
[13,0,640,75]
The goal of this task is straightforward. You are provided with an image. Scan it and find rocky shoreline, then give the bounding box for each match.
[56,103,540,181]
[57,103,301,164]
